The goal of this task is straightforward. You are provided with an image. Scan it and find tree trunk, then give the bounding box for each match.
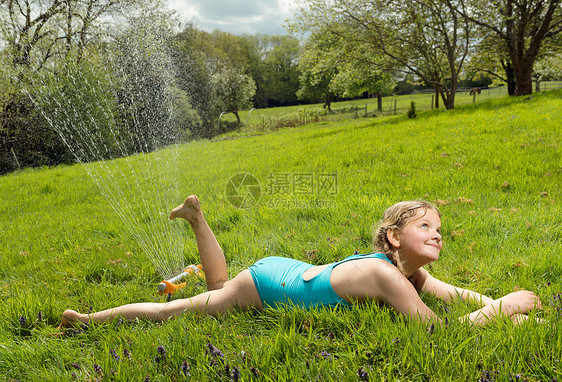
[233,111,241,124]
[445,93,455,110]
[502,61,516,96]
[376,93,382,111]
[514,65,534,96]
[324,94,333,112]
[442,89,455,110]
[435,88,440,109]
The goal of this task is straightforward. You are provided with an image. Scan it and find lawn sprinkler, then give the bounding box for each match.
[157,264,204,295]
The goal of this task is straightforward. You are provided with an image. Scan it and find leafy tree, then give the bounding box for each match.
[291,0,473,110]
[0,0,123,70]
[111,6,195,152]
[533,34,562,88]
[466,32,517,95]
[211,67,256,125]
[238,34,301,108]
[260,35,301,107]
[296,30,340,110]
[171,24,217,138]
[457,0,562,95]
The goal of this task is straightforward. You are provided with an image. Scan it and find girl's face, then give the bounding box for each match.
[397,208,443,263]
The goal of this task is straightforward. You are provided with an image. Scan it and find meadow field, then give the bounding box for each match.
[0,89,561,381]
[219,81,562,135]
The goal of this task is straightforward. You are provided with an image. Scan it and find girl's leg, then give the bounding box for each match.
[61,270,263,327]
[169,195,228,290]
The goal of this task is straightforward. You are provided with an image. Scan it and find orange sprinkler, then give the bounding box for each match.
[157,264,203,295]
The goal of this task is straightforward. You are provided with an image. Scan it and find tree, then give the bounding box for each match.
[0,0,122,70]
[211,67,256,125]
[291,0,474,110]
[457,0,562,95]
[296,30,340,110]
[296,25,395,110]
[171,24,216,138]
[532,33,562,90]
[259,35,301,107]
[466,32,517,95]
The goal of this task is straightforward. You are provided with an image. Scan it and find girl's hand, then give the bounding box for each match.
[499,290,542,315]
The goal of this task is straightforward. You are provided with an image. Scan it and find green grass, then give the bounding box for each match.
[1,89,561,381]
[219,81,562,136]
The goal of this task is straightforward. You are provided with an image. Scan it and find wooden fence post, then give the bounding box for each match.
[11,148,21,170]
[394,100,397,115]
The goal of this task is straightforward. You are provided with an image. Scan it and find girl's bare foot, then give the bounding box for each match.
[60,309,88,328]
[169,195,203,225]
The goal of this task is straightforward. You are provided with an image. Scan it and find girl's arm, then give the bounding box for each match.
[411,269,542,325]
[412,268,494,306]
[460,291,542,326]
[357,265,541,326]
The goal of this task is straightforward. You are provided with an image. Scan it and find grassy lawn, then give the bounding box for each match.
[219,81,562,136]
[0,89,561,381]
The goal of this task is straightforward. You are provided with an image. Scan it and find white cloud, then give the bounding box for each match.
[167,0,298,35]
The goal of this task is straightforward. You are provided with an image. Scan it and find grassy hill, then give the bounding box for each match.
[0,89,561,381]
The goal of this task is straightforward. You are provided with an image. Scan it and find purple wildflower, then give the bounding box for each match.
[231,367,240,382]
[181,361,190,376]
[110,348,120,362]
[93,364,102,375]
[72,362,80,370]
[318,351,332,359]
[123,348,131,360]
[157,345,166,357]
[427,323,435,334]
[206,342,224,359]
[36,311,43,321]
[19,316,27,326]
[250,367,258,377]
[357,367,369,381]
[144,376,150,382]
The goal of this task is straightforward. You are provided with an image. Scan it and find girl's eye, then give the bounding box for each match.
[421,223,428,229]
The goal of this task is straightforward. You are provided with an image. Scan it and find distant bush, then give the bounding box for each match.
[0,91,71,174]
[407,101,417,119]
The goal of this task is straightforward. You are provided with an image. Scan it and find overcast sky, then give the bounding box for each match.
[167,0,298,36]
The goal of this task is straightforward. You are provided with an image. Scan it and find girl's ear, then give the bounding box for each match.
[386,229,401,249]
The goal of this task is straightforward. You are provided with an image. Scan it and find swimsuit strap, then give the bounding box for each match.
[308,252,393,283]
[334,252,393,267]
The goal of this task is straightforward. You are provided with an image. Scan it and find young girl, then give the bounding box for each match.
[61,195,542,327]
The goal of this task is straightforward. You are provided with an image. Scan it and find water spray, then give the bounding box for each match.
[157,264,203,295]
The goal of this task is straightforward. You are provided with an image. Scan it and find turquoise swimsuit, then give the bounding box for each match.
[248,253,393,309]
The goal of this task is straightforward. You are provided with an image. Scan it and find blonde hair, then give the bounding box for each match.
[373,200,440,263]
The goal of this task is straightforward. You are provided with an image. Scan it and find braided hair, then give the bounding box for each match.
[372,200,440,264]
